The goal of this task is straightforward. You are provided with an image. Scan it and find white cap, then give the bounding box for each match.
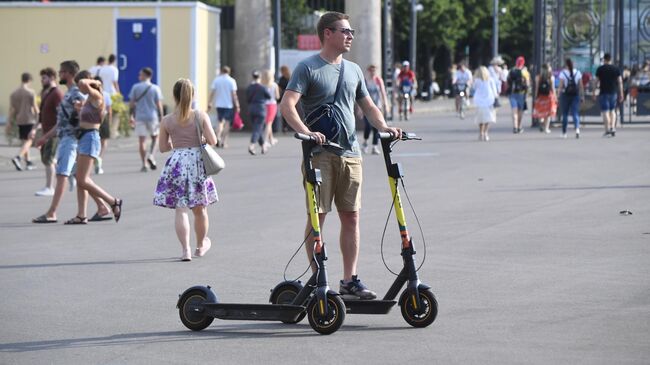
[402,60,410,66]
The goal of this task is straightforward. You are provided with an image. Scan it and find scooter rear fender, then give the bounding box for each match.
[177,285,218,308]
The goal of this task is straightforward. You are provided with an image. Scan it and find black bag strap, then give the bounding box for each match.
[331,60,345,104]
[134,84,152,103]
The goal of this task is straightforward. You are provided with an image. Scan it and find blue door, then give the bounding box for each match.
[117,19,157,101]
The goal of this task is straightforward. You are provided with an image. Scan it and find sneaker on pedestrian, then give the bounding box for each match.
[68,175,76,192]
[575,128,580,139]
[94,157,103,174]
[611,129,616,137]
[339,275,377,300]
[26,161,36,170]
[561,133,568,139]
[140,166,149,172]
[147,156,157,170]
[11,156,22,171]
[512,128,517,134]
[35,187,54,197]
[362,141,369,154]
[544,128,551,134]
[371,145,381,155]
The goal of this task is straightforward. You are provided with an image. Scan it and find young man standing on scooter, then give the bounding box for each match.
[280,11,401,300]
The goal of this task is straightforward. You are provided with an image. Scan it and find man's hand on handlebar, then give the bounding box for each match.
[380,127,402,140]
[307,131,327,145]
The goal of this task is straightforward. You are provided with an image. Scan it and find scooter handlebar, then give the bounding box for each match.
[294,132,344,151]
[378,131,421,141]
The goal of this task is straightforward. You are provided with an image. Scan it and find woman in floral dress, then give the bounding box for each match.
[154,79,218,261]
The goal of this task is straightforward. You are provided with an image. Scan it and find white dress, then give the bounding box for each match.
[473,78,498,124]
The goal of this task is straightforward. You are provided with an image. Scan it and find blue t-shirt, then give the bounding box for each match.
[129,81,163,122]
[286,54,369,157]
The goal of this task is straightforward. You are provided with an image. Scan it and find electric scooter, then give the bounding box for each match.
[342,131,438,327]
[176,134,346,335]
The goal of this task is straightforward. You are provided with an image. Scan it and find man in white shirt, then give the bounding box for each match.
[98,54,120,96]
[453,62,473,112]
[207,66,240,148]
[89,56,106,78]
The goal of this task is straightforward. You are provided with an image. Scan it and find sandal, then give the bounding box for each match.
[194,237,212,257]
[111,198,123,223]
[64,216,88,225]
[89,212,113,222]
[32,214,57,224]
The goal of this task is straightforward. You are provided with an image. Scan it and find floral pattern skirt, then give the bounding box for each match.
[153,147,218,209]
[533,93,557,119]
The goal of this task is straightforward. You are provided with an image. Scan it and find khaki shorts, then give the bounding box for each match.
[303,152,362,213]
[40,136,58,165]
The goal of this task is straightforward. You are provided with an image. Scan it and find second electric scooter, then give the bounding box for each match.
[270,132,438,328]
[343,131,437,327]
[176,134,346,335]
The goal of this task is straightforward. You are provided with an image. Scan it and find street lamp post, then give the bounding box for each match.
[409,1,423,71]
[492,0,499,59]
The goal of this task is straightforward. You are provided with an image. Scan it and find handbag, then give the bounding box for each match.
[304,61,345,141]
[194,111,225,175]
[232,111,244,130]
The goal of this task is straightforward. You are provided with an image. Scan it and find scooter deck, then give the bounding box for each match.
[202,303,305,322]
[343,299,396,314]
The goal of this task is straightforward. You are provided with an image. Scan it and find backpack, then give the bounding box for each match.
[508,68,527,93]
[538,78,550,96]
[564,71,578,96]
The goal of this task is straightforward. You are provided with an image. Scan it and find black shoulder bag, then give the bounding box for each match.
[304,61,345,141]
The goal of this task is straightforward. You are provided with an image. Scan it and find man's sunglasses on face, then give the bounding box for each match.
[328,27,355,37]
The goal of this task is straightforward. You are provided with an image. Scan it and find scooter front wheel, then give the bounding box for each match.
[307,294,346,335]
[270,283,307,324]
[399,288,438,328]
[178,289,215,331]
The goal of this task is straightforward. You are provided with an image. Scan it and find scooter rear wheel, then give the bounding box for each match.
[307,294,346,335]
[178,289,215,331]
[270,284,307,324]
[399,288,438,328]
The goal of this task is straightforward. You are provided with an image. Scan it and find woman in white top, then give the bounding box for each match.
[472,66,498,141]
[558,58,584,138]
[261,69,280,147]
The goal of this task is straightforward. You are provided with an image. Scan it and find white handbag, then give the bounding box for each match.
[194,111,225,175]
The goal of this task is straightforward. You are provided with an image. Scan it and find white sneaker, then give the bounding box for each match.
[35,187,54,197]
[362,142,369,154]
[544,128,551,134]
[371,145,381,154]
[561,133,568,139]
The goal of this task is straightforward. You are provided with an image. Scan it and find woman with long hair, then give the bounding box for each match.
[559,58,584,138]
[532,63,557,133]
[66,72,122,224]
[261,69,280,146]
[472,66,498,141]
[153,79,218,261]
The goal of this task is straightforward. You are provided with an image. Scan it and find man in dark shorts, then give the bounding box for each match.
[207,66,240,148]
[280,11,401,300]
[8,72,39,171]
[595,53,624,137]
[34,67,64,196]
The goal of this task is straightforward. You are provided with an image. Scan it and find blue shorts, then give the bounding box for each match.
[599,93,617,111]
[55,135,78,176]
[216,108,234,125]
[509,93,526,110]
[77,129,101,158]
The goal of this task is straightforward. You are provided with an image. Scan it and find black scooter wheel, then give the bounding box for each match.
[178,289,214,331]
[307,294,345,335]
[270,284,307,324]
[399,288,438,328]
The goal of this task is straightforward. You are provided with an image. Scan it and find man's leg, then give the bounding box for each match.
[138,136,147,168]
[222,121,231,148]
[338,211,360,282]
[44,175,67,219]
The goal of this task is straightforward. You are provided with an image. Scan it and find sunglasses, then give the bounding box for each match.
[328,27,355,36]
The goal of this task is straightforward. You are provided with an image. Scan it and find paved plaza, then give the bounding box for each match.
[1,100,649,364]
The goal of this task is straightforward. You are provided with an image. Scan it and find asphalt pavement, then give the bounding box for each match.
[1,98,649,364]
